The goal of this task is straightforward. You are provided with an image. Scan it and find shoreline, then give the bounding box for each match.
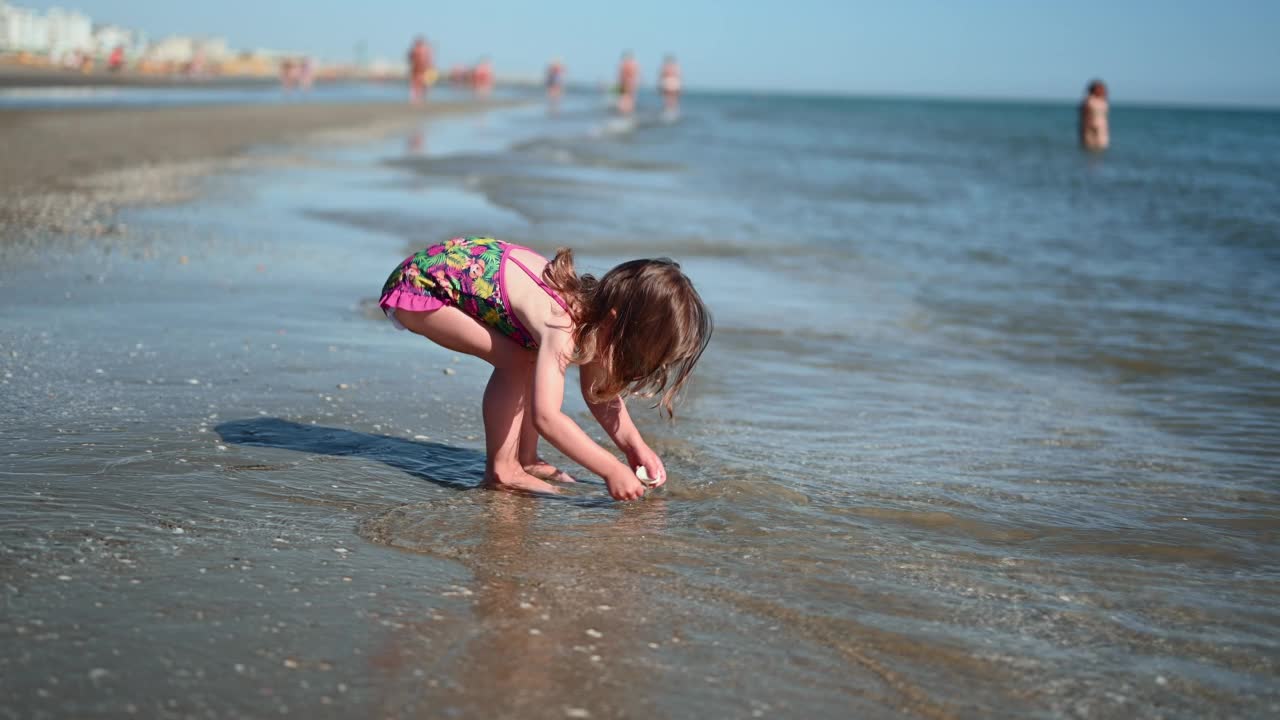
[0,100,499,193]
[0,63,413,89]
[0,99,509,242]
[0,64,281,89]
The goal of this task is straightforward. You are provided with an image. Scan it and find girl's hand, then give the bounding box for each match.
[605,469,648,501]
[626,444,667,488]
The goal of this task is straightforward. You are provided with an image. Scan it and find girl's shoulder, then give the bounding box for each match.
[505,243,551,272]
[507,256,575,338]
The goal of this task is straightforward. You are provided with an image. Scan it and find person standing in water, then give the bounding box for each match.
[1079,79,1109,151]
[279,58,296,91]
[545,58,565,110]
[473,57,495,97]
[659,54,682,113]
[616,51,639,115]
[298,56,314,92]
[408,36,434,104]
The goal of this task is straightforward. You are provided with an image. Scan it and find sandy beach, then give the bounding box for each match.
[0,64,283,88]
[0,102,469,191]
[0,100,497,240]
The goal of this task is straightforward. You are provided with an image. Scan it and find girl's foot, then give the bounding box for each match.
[485,468,560,495]
[523,460,576,483]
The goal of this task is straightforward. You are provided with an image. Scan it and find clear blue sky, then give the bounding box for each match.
[31,0,1280,106]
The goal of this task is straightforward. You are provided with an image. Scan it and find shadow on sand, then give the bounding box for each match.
[215,417,486,491]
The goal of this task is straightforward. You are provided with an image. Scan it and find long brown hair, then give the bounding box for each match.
[543,248,712,417]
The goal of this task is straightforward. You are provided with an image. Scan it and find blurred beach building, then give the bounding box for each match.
[42,5,89,57]
[91,23,147,58]
[1,1,126,61]
[0,1,313,78]
[0,2,55,53]
[139,35,229,72]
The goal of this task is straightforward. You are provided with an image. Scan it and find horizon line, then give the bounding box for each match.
[666,84,1280,112]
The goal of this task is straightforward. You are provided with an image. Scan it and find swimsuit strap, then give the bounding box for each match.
[507,249,571,313]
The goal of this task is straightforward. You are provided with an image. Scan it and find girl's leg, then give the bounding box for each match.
[393,307,555,494]
[520,410,576,483]
[480,365,553,493]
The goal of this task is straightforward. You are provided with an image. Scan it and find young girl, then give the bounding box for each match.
[379,237,712,501]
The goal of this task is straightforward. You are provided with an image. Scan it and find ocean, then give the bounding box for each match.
[2,89,1278,717]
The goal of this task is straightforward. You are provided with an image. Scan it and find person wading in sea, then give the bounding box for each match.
[1079,79,1110,151]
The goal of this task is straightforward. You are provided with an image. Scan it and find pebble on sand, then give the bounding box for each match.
[585,628,603,639]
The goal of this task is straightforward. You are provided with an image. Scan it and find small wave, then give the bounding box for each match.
[594,115,638,138]
[712,325,860,344]
[356,497,491,558]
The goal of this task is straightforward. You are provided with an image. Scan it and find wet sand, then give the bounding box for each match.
[0,103,868,719]
[0,100,497,240]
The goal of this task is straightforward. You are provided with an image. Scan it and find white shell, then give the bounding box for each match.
[635,466,658,487]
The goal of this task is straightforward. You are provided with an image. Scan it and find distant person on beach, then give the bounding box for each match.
[408,36,435,104]
[378,237,712,500]
[108,45,125,73]
[545,58,565,106]
[299,57,314,91]
[472,57,495,97]
[279,58,296,91]
[1079,79,1110,150]
[659,54,682,112]
[188,48,206,77]
[616,51,639,114]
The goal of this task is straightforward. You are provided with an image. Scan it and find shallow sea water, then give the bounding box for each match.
[2,94,1279,718]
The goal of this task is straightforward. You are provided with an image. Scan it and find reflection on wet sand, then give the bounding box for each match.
[217,419,681,715]
[215,419,959,716]
[406,126,426,155]
[364,492,672,717]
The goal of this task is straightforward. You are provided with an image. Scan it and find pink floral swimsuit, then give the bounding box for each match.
[379,237,568,349]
